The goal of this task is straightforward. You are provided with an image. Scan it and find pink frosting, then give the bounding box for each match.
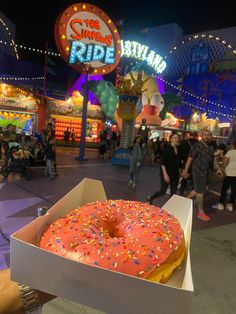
[39,200,184,279]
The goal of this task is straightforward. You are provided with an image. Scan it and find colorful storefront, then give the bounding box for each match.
[46,91,104,143]
[0,83,38,133]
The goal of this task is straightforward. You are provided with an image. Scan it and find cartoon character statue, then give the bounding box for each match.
[136,91,164,126]
[114,71,164,128]
[129,71,151,95]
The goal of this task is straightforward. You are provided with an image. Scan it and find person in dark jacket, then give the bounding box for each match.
[146,133,182,204]
[44,131,56,179]
[179,132,198,195]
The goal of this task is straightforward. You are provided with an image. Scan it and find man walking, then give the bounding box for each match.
[182,130,223,221]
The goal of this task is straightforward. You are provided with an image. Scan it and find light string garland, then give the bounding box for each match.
[156,75,236,113]
[165,33,236,59]
[1,33,236,61]
[0,39,61,57]
[0,17,19,59]
[0,76,44,81]
[15,87,37,98]
[182,100,234,120]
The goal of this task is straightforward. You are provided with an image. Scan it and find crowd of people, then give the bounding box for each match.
[144,130,235,222]
[98,129,120,159]
[0,122,58,180]
[117,126,235,222]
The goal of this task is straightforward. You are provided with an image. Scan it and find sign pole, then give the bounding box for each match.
[54,4,121,161]
[76,72,89,161]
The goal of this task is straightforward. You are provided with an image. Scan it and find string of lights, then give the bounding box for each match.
[156,75,236,112]
[165,33,236,59]
[0,39,61,57]
[1,33,236,59]
[182,100,234,120]
[0,17,19,59]
[0,76,44,81]
[15,87,35,97]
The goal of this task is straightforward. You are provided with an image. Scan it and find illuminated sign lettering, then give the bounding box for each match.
[69,42,115,64]
[121,40,167,73]
[55,3,121,75]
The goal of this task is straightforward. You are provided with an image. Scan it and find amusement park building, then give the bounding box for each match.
[145,23,236,122]
[0,10,236,122]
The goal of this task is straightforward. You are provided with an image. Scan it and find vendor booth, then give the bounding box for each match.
[0,83,38,134]
[45,91,104,143]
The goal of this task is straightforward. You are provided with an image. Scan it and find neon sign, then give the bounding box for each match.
[54,3,121,75]
[121,40,167,73]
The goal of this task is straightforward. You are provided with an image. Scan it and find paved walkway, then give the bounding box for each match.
[0,147,236,313]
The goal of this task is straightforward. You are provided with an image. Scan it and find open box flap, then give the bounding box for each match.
[162,194,193,292]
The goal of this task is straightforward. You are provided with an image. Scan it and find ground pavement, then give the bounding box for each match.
[0,147,235,314]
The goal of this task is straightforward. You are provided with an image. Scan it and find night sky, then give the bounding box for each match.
[1,0,235,62]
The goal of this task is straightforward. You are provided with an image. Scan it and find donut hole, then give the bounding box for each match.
[107,225,124,238]
[101,221,125,238]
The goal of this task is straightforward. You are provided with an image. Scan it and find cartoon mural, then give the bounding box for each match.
[169,72,236,122]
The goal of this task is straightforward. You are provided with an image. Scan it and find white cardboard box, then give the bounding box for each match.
[11,178,193,314]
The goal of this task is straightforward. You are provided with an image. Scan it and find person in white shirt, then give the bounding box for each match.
[217,140,236,211]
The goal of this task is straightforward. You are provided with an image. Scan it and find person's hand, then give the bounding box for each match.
[182,170,190,179]
[0,268,55,314]
[164,173,170,184]
[0,268,24,314]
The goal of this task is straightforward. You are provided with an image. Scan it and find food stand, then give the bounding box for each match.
[0,83,38,134]
[45,91,104,143]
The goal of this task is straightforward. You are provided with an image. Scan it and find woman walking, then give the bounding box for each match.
[146,133,182,204]
[216,140,236,211]
[128,135,146,189]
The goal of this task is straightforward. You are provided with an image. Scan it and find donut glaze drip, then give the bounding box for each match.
[39,200,184,279]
